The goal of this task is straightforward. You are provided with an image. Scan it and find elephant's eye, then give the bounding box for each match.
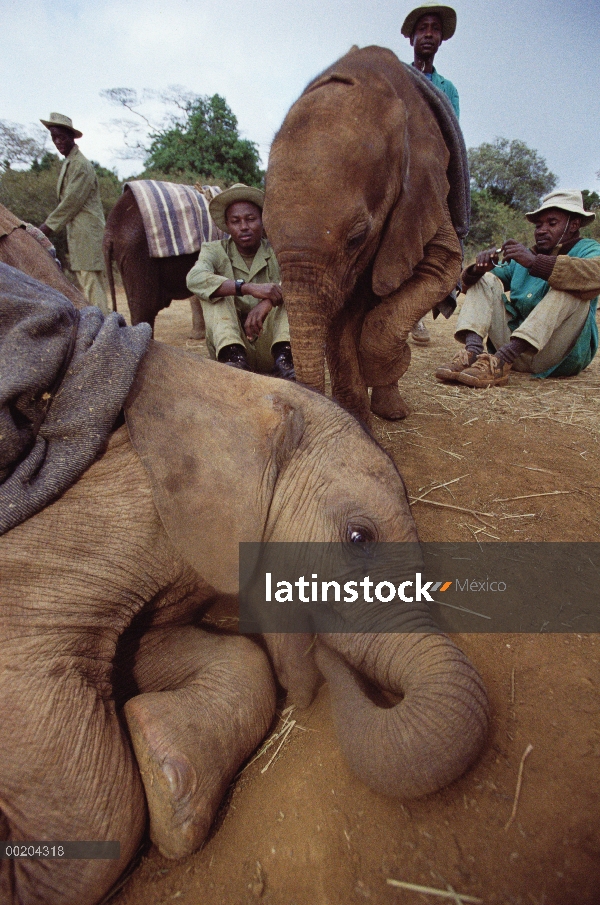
[347,525,375,544]
[346,227,368,251]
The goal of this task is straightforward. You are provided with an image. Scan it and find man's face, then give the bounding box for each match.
[225,201,263,255]
[411,13,443,56]
[49,126,76,157]
[533,209,581,252]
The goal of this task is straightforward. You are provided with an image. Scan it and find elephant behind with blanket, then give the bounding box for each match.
[0,270,488,905]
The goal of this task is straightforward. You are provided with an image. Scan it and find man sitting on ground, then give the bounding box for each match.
[186,184,294,379]
[435,190,600,387]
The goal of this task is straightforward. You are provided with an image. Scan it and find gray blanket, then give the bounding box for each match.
[0,264,151,535]
[402,61,470,241]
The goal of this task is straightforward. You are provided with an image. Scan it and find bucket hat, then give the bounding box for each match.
[39,113,82,138]
[526,190,595,226]
[401,3,457,40]
[209,184,265,232]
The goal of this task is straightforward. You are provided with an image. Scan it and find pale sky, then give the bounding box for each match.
[1,0,599,193]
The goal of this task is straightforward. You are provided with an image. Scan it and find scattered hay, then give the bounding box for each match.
[504,743,534,831]
[240,706,305,776]
[386,878,483,903]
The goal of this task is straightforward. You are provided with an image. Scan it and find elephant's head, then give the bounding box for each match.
[263,45,453,401]
[126,342,489,800]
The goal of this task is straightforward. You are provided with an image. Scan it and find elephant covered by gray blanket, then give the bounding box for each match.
[0,264,151,534]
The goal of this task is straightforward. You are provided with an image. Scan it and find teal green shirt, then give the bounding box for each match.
[491,238,600,377]
[430,69,460,119]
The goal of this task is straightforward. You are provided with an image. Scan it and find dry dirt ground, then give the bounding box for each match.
[111,292,600,905]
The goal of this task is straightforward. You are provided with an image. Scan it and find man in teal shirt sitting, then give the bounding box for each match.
[435,190,600,387]
[402,3,460,344]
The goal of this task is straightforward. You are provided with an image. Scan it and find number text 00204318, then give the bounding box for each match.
[0,842,120,859]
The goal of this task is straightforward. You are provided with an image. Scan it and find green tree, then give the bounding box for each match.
[144,94,262,186]
[102,86,263,187]
[582,189,600,211]
[0,120,47,172]
[466,188,533,257]
[0,155,122,269]
[468,138,557,212]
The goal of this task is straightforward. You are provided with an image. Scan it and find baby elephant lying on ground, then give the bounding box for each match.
[0,270,489,905]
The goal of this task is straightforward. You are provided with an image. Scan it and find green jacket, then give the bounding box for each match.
[430,68,460,119]
[186,237,280,314]
[492,237,600,377]
[45,146,105,271]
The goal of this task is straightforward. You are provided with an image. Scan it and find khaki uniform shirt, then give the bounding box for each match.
[186,237,280,316]
[45,146,105,271]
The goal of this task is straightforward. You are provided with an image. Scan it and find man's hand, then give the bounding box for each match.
[500,240,537,269]
[244,299,273,341]
[244,282,283,305]
[473,246,501,274]
[38,223,52,237]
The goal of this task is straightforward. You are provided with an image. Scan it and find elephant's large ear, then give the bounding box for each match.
[371,109,451,298]
[125,342,305,594]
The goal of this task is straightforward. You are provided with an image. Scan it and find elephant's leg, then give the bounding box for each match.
[370,344,412,421]
[189,297,206,340]
[361,216,461,420]
[326,277,371,423]
[124,626,276,859]
[0,662,146,905]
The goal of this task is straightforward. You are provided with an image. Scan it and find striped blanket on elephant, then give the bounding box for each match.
[125,181,224,258]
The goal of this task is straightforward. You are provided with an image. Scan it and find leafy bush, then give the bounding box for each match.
[0,155,122,269]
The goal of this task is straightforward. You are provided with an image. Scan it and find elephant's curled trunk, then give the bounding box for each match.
[315,632,489,799]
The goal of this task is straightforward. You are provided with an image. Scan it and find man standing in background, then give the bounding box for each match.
[402,2,459,344]
[39,113,109,314]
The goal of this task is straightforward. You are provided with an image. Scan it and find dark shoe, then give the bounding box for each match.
[457,353,512,388]
[435,348,477,382]
[217,344,250,370]
[271,342,296,381]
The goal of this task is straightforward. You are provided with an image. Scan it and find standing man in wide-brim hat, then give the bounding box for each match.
[402,3,460,346]
[186,183,295,380]
[435,190,600,387]
[401,2,459,118]
[39,113,109,315]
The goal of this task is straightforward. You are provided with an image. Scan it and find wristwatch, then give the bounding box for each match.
[234,279,245,294]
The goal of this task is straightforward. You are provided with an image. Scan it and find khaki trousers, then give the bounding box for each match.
[75,270,110,316]
[455,273,590,373]
[201,296,291,374]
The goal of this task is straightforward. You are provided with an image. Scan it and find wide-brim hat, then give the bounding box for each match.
[401,3,457,40]
[526,189,595,226]
[209,184,265,232]
[40,112,82,139]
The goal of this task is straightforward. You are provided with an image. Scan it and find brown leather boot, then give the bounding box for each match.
[435,348,477,382]
[457,353,512,387]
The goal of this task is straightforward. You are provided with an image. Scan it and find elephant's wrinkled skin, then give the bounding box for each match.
[103,189,205,336]
[0,341,488,905]
[263,45,463,423]
[0,202,87,309]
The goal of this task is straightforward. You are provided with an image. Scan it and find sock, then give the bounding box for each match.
[496,336,536,366]
[464,331,484,357]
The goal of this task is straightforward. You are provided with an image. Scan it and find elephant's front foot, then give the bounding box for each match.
[125,692,219,858]
[124,634,276,860]
[370,383,411,420]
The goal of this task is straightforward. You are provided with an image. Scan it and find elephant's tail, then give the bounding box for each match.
[103,227,118,313]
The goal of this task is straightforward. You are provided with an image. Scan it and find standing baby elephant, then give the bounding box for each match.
[0,270,488,905]
[264,44,468,423]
